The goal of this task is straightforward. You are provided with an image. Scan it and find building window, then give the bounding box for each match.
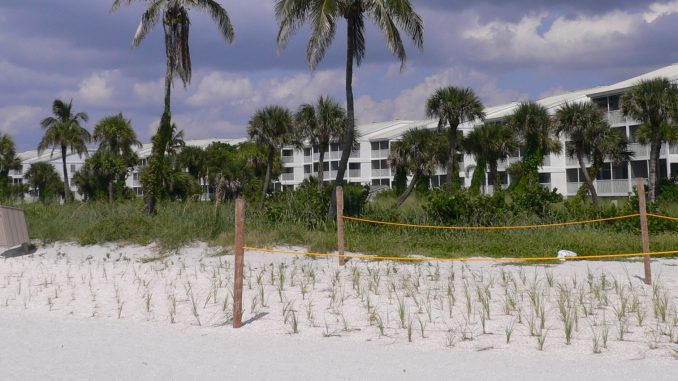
[488,171,508,186]
[304,165,311,174]
[70,164,77,173]
[630,160,648,179]
[371,178,390,187]
[313,162,329,172]
[348,162,360,177]
[566,168,579,183]
[612,163,629,179]
[596,163,612,181]
[538,173,551,184]
[629,125,640,143]
[303,148,311,157]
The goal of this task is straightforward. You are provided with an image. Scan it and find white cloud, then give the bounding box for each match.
[644,1,678,22]
[187,72,257,106]
[355,67,527,123]
[61,70,119,106]
[184,69,344,115]
[0,105,42,135]
[133,79,164,105]
[462,10,638,62]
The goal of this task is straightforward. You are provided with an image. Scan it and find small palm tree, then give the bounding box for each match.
[165,123,186,157]
[0,133,20,178]
[38,99,91,202]
[296,96,347,190]
[24,162,63,202]
[275,0,423,217]
[388,128,444,207]
[621,78,678,201]
[464,122,518,194]
[112,0,235,213]
[507,101,562,189]
[554,102,632,206]
[93,113,142,202]
[248,106,295,209]
[426,87,486,192]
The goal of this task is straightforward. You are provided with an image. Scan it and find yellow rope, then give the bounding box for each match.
[242,246,678,263]
[342,214,640,230]
[647,213,678,222]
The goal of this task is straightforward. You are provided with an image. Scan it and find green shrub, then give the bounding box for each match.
[264,179,369,229]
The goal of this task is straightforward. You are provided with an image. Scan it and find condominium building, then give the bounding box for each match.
[278,63,678,197]
[10,63,678,200]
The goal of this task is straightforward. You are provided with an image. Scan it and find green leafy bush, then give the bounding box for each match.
[264,179,369,229]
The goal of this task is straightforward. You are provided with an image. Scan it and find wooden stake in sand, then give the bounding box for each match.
[636,177,651,285]
[336,186,345,266]
[233,198,245,328]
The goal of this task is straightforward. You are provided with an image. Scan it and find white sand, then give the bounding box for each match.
[1,242,676,380]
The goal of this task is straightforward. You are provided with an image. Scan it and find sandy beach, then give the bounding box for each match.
[0,242,676,380]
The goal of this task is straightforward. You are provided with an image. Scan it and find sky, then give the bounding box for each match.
[2,0,678,151]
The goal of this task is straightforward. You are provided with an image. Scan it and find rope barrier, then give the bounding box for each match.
[342,214,641,230]
[242,246,678,263]
[648,213,678,222]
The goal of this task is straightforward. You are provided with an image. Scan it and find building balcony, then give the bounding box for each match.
[281,173,294,181]
[348,169,361,178]
[566,179,629,195]
[282,155,294,164]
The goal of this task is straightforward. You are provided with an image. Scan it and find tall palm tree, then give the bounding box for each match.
[388,128,443,207]
[296,96,347,190]
[425,87,486,192]
[112,0,235,213]
[464,122,518,194]
[507,101,562,189]
[554,102,632,207]
[93,113,142,202]
[248,106,295,209]
[38,99,91,202]
[275,0,424,217]
[621,78,678,201]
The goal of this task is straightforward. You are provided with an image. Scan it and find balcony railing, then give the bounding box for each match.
[349,169,361,178]
[281,173,294,181]
[566,179,629,195]
[671,145,678,155]
[282,156,294,164]
[372,168,390,177]
[371,149,390,159]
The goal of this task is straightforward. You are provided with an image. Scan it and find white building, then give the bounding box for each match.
[11,63,678,200]
[279,63,678,197]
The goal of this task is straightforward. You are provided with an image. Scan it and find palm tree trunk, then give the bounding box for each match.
[396,171,419,208]
[61,145,70,203]
[145,27,174,215]
[470,158,486,195]
[259,146,275,210]
[446,123,459,192]
[328,17,356,219]
[107,180,113,203]
[576,152,598,207]
[648,139,660,202]
[317,144,326,191]
[490,161,501,192]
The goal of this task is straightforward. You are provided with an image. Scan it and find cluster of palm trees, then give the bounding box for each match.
[112,0,423,215]
[387,78,678,207]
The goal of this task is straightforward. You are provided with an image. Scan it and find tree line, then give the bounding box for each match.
[1,0,676,212]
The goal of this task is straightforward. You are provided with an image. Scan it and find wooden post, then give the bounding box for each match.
[636,178,652,285]
[233,198,245,328]
[336,186,345,266]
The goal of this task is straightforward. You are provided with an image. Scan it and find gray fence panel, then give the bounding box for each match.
[0,206,30,247]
